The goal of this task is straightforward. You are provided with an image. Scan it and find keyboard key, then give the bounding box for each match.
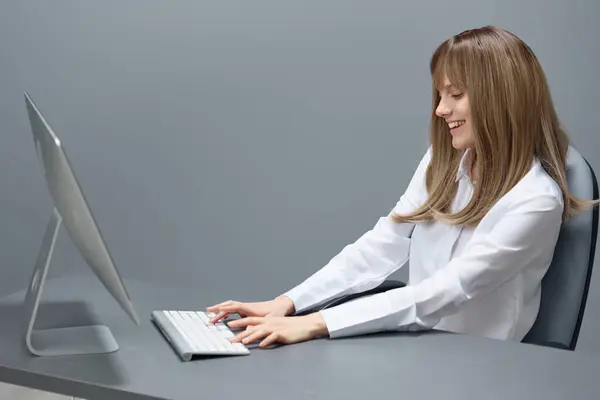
[157,310,250,356]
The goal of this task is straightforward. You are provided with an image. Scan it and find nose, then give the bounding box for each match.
[435,98,451,118]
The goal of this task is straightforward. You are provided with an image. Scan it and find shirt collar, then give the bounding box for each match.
[455,150,542,184]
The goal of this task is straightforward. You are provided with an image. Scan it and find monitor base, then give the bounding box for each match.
[23,208,120,356]
[27,325,118,356]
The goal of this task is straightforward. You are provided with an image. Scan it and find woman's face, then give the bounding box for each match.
[435,75,475,150]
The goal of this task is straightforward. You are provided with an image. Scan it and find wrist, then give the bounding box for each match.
[306,312,329,338]
[274,295,296,315]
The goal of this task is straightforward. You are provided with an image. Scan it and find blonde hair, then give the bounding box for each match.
[393,25,598,227]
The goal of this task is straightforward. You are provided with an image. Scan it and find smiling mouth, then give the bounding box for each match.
[448,120,465,129]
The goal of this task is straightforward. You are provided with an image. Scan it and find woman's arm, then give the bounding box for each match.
[317,192,564,338]
[281,147,433,313]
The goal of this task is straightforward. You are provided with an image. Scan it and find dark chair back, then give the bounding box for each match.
[523,146,599,350]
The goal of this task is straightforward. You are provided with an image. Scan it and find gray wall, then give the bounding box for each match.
[1,0,600,353]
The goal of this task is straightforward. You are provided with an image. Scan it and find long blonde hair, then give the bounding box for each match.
[393,25,598,227]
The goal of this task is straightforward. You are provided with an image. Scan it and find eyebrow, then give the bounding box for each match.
[439,84,464,92]
[437,84,455,92]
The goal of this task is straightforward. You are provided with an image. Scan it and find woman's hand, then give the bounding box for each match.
[227,313,329,348]
[206,296,295,324]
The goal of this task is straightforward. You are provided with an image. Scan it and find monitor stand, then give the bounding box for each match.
[22,208,119,356]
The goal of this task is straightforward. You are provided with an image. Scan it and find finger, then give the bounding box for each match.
[227,316,263,328]
[260,332,280,348]
[231,326,255,343]
[209,304,253,318]
[209,311,229,324]
[241,329,270,345]
[207,303,240,313]
[206,300,235,311]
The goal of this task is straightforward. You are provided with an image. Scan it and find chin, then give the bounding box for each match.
[451,131,474,150]
[451,137,470,150]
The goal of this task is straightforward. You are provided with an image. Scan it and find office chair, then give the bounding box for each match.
[310,146,598,351]
[522,146,598,350]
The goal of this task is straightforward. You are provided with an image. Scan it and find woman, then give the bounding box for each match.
[207,26,598,348]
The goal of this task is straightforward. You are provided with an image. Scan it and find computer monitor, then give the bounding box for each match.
[22,92,140,357]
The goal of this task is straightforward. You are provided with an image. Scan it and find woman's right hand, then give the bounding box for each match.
[206,296,296,324]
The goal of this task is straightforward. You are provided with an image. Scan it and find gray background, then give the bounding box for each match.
[1,0,599,355]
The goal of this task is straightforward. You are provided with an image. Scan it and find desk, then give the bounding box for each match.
[0,275,599,400]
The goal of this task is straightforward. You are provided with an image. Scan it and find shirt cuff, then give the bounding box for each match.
[319,289,413,338]
[281,286,313,314]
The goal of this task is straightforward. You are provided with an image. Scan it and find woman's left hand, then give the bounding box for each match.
[226,313,329,348]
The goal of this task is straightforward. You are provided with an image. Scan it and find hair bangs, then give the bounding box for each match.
[431,39,468,92]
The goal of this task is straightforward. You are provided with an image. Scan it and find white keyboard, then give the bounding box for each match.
[151,310,250,361]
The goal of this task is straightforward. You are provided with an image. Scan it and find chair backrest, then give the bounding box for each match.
[522,146,599,350]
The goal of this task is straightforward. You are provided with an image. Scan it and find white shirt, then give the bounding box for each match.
[283,147,564,341]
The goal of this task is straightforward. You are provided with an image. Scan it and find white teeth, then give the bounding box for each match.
[448,120,465,129]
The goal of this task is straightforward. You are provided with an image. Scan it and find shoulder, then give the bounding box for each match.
[483,158,564,225]
[508,158,563,206]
